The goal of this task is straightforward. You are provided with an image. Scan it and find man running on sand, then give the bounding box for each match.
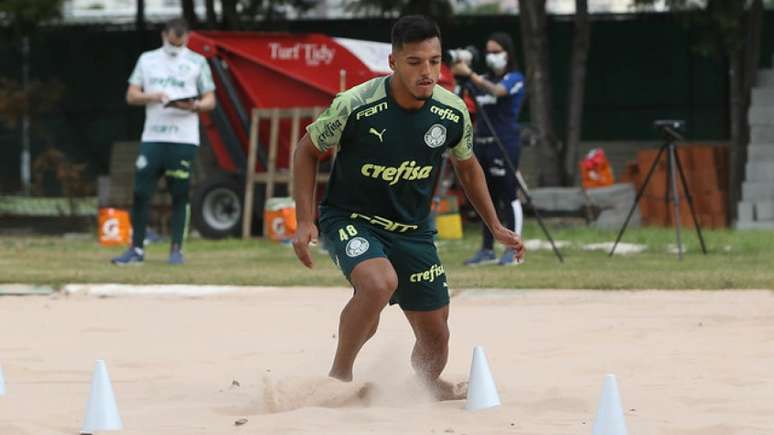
[291,15,524,400]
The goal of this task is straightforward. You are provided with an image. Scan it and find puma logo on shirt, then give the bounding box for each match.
[369,127,386,143]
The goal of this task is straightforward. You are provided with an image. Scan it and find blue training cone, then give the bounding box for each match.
[465,346,501,411]
[591,374,628,435]
[81,360,123,434]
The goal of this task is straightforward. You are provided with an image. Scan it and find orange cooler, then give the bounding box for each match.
[98,208,132,246]
[264,197,297,241]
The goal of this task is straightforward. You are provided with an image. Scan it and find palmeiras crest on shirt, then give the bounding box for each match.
[424,124,447,148]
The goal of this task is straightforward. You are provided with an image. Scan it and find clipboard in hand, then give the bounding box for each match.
[164,95,199,108]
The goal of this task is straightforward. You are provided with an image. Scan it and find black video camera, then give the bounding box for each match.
[443,45,480,66]
[654,119,686,141]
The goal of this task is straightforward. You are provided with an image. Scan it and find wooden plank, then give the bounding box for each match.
[288,107,301,196]
[242,108,260,239]
[264,108,281,201]
[254,108,319,118]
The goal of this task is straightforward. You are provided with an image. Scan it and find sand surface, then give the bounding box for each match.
[1,287,773,434]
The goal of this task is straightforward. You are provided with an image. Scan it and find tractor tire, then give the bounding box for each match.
[191,174,249,239]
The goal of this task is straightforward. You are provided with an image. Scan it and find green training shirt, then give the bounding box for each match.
[307,76,473,232]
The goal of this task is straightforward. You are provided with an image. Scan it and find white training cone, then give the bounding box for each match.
[81,360,123,434]
[591,374,628,435]
[464,346,501,411]
[0,365,6,396]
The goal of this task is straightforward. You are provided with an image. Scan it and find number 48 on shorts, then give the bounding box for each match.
[338,225,359,241]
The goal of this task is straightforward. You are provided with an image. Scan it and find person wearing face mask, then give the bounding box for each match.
[112,17,216,266]
[451,33,526,266]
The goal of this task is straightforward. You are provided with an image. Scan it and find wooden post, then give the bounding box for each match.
[242,108,259,239]
[288,107,301,196]
[265,108,281,201]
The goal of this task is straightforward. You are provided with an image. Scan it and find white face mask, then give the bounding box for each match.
[163,40,185,57]
[486,52,508,72]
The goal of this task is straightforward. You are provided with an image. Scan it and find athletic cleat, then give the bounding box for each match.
[463,249,497,266]
[168,249,185,265]
[498,248,521,266]
[111,247,144,265]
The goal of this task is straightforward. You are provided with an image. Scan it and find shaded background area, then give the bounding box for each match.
[0,12,773,193]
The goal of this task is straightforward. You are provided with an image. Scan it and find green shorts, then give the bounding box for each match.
[134,141,197,197]
[319,209,449,312]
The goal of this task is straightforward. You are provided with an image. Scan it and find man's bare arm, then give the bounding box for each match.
[452,155,524,258]
[450,62,508,97]
[469,73,508,97]
[452,155,503,233]
[126,84,167,106]
[291,133,326,268]
[194,91,216,112]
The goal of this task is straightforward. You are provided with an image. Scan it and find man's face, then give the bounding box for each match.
[163,29,189,48]
[389,37,442,101]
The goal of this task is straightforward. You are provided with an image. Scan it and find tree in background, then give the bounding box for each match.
[455,2,501,15]
[0,0,63,194]
[346,0,453,22]
[213,0,453,32]
[243,0,316,22]
[634,0,765,219]
[400,0,453,19]
[0,78,63,129]
[519,0,563,186]
[564,0,590,183]
[205,0,217,27]
[519,0,594,187]
[135,0,144,32]
[221,0,239,28]
[345,0,404,16]
[181,0,199,27]
[217,0,316,29]
[0,0,61,35]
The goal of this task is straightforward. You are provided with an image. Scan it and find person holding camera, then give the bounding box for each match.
[451,33,526,266]
[111,18,216,266]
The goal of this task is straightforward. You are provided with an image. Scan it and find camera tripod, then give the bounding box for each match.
[608,122,707,259]
[435,78,564,263]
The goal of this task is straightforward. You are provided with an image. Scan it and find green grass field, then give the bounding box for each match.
[1,222,772,289]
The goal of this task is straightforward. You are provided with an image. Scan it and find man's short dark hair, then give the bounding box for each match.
[391,15,441,51]
[164,18,189,37]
